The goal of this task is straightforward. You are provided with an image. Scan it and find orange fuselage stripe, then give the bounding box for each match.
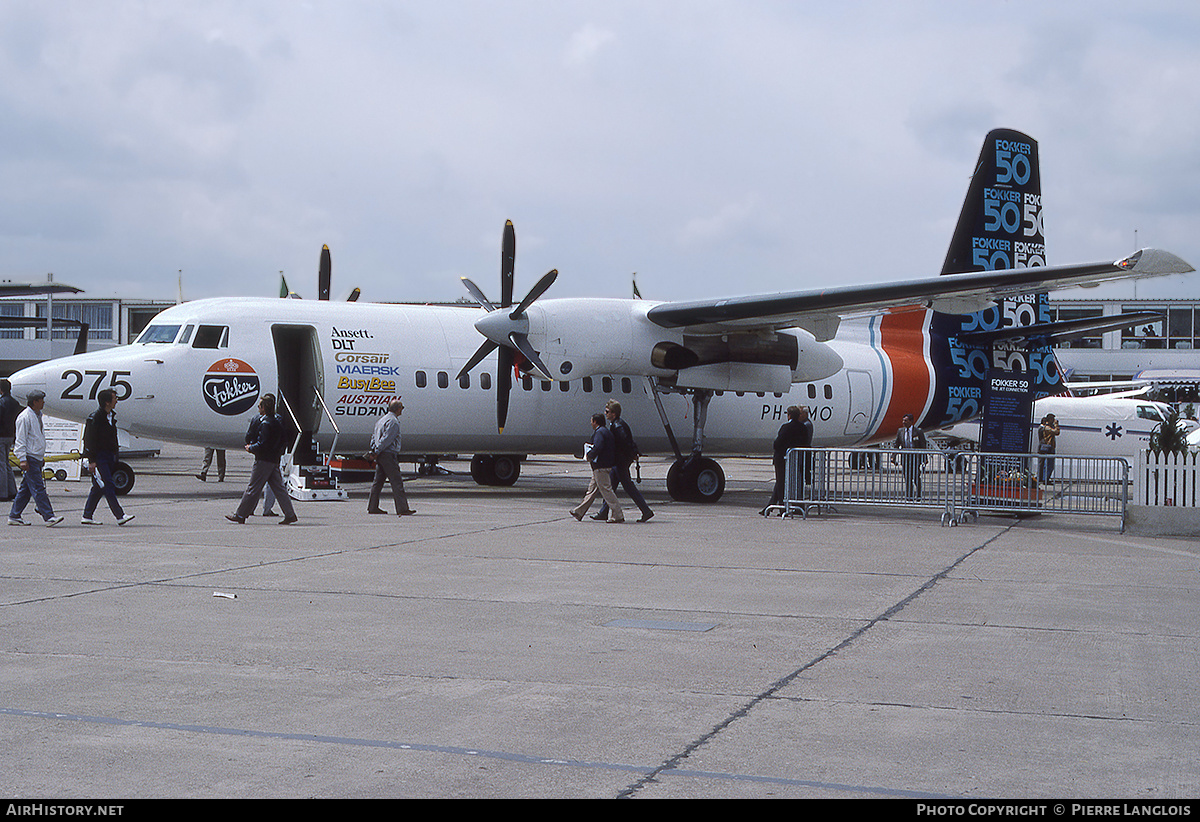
[878,308,933,436]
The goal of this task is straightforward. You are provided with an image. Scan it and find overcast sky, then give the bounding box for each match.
[2,1,1198,305]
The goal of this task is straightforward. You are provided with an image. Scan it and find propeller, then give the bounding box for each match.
[318,245,331,300]
[457,220,558,433]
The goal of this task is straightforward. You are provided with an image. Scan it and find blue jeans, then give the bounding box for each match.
[10,457,55,521]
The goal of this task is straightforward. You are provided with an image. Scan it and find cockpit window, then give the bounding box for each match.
[137,325,182,344]
[192,325,229,349]
[1137,405,1165,422]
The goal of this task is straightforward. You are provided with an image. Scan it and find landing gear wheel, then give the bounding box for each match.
[469,454,523,487]
[666,457,725,503]
[470,454,495,485]
[111,461,135,496]
[489,454,521,486]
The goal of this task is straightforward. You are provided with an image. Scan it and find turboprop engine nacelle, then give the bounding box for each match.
[511,298,843,385]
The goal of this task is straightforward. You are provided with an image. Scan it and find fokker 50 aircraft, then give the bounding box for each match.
[7,130,1195,501]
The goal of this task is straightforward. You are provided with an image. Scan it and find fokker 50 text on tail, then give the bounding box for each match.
[8,130,1193,501]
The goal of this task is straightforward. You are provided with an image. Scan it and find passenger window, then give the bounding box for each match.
[437,371,449,389]
[824,385,833,399]
[621,378,631,393]
[583,377,593,393]
[192,325,228,349]
[522,375,532,391]
[560,381,570,392]
[481,373,491,390]
[602,377,612,393]
[808,384,817,398]
[415,371,427,388]
[541,381,551,392]
[459,373,470,389]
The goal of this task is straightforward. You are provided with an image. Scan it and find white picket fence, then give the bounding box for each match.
[1135,451,1200,507]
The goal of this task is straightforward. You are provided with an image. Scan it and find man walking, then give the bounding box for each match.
[571,412,624,523]
[367,399,414,516]
[81,389,135,525]
[594,400,653,522]
[226,394,297,524]
[8,389,63,526]
[0,379,20,501]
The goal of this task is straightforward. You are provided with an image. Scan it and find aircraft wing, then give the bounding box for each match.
[644,249,1192,339]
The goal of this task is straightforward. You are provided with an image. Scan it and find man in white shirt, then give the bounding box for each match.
[8,390,63,526]
[367,400,414,516]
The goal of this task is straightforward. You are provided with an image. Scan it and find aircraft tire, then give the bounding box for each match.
[666,457,725,503]
[111,461,135,496]
[489,454,521,486]
[469,454,523,486]
[470,454,495,485]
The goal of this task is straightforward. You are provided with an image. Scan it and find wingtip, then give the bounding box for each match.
[1118,248,1195,275]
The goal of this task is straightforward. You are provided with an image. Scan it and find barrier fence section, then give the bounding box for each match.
[785,448,1130,530]
[1136,450,1200,507]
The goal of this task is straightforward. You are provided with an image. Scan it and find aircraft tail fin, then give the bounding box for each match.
[941,129,1044,275]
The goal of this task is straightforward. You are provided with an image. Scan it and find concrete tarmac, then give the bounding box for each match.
[2,445,1198,799]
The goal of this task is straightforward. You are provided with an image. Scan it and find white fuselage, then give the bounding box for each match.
[8,297,899,456]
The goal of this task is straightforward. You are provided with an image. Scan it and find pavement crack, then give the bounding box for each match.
[615,523,1017,799]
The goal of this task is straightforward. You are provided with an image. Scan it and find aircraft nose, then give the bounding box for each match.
[7,363,48,404]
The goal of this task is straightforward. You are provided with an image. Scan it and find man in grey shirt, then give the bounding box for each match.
[367,399,415,516]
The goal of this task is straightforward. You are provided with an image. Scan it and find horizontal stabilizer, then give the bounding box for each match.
[958,311,1164,347]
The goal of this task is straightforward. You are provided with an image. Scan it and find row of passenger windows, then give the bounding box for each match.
[411,370,834,400]
[415,371,638,394]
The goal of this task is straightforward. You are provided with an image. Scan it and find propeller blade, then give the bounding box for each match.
[501,220,515,308]
[457,339,498,380]
[510,269,558,319]
[346,287,361,302]
[497,346,513,433]
[508,333,553,381]
[460,277,496,311]
[319,245,331,301]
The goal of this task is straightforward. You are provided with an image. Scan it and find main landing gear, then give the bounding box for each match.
[470,453,523,486]
[650,381,726,504]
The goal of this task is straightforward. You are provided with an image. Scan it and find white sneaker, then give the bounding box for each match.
[44,516,64,527]
[80,517,100,525]
[117,514,135,526]
[7,517,29,526]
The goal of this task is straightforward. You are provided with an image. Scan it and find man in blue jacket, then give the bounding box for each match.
[570,412,624,523]
[227,393,297,524]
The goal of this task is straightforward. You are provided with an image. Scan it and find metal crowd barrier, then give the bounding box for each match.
[782,447,1130,531]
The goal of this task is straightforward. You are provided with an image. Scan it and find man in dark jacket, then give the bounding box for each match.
[763,405,812,514]
[594,400,653,523]
[227,393,297,524]
[893,413,928,499]
[0,379,20,501]
[80,389,134,525]
[570,412,624,523]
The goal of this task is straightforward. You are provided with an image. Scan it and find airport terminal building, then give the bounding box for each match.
[1049,297,1200,401]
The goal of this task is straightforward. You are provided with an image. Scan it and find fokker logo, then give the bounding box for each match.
[203,359,260,416]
